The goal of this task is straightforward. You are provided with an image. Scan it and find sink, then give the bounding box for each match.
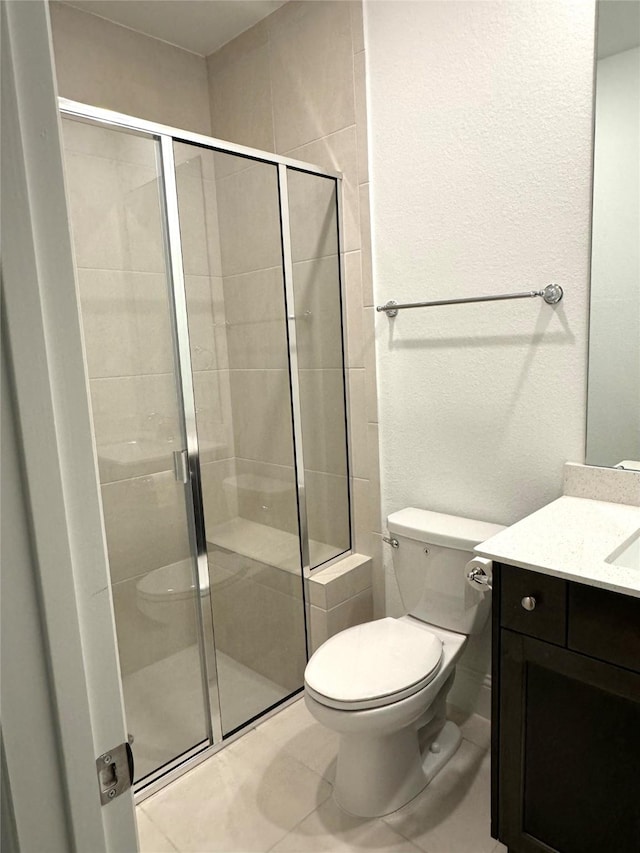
[606,529,640,570]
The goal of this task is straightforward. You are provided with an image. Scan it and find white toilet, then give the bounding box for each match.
[136,558,209,624]
[304,507,504,818]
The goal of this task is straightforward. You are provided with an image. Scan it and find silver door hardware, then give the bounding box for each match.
[96,742,134,805]
[467,566,492,590]
[383,536,399,548]
[173,449,189,484]
[521,596,537,611]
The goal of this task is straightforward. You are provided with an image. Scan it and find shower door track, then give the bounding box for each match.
[59,98,352,797]
[58,98,342,179]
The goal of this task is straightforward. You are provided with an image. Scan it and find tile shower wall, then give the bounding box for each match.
[207,0,383,614]
[50,2,211,134]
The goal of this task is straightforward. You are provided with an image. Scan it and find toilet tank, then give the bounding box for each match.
[387,508,505,635]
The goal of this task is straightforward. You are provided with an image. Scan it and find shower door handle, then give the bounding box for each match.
[173,450,190,484]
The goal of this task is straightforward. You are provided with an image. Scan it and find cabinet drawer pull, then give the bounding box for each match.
[521,596,537,611]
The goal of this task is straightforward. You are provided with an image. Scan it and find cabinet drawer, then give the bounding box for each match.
[568,583,640,673]
[500,565,566,645]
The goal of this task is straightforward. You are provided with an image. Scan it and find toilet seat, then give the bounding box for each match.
[305,617,443,711]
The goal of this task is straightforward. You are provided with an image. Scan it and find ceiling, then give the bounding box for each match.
[62,0,287,57]
[597,0,640,59]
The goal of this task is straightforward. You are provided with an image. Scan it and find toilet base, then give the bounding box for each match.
[419,719,462,785]
[333,719,462,818]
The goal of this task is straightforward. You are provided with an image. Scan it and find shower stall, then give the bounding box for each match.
[59,100,351,795]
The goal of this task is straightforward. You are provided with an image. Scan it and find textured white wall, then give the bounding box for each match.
[364,0,596,711]
[587,47,640,467]
[366,0,595,563]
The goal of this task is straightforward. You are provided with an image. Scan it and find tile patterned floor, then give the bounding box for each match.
[137,699,509,853]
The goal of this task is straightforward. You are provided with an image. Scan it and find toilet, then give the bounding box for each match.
[304,507,504,817]
[136,558,209,624]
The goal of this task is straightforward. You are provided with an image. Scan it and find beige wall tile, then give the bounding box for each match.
[77,269,176,379]
[207,34,275,152]
[285,126,360,253]
[192,371,235,460]
[308,604,329,653]
[50,2,211,134]
[268,0,355,152]
[308,554,372,609]
[325,586,373,636]
[208,276,230,369]
[175,172,211,277]
[102,471,192,584]
[184,276,218,371]
[111,575,199,676]
[287,169,339,263]
[200,459,238,529]
[90,373,179,446]
[216,164,282,275]
[354,50,369,184]
[224,267,289,369]
[293,256,345,370]
[65,151,167,274]
[370,532,385,619]
[299,368,349,477]
[62,117,154,167]
[206,17,270,74]
[202,181,224,277]
[349,1,365,55]
[368,423,382,534]
[343,252,364,367]
[229,369,295,466]
[233,459,298,535]
[208,556,306,690]
[90,374,184,482]
[352,476,372,556]
[358,182,373,305]
[305,470,350,555]
[364,308,379,423]
[347,368,368,479]
[64,151,128,271]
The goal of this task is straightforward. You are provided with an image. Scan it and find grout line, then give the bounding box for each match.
[281,121,358,159]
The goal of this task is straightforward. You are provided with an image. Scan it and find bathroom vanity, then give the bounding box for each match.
[491,563,639,853]
[476,488,640,853]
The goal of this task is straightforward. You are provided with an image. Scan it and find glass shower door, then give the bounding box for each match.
[173,142,307,735]
[286,168,351,569]
[61,118,214,784]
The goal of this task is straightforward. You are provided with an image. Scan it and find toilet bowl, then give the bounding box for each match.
[136,558,209,624]
[303,508,504,817]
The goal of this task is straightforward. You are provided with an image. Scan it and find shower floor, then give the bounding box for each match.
[123,645,289,782]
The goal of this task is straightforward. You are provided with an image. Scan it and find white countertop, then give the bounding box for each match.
[476,495,640,598]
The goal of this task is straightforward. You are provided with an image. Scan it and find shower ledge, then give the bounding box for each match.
[206,516,341,574]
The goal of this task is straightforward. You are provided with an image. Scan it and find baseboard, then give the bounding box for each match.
[448,666,492,720]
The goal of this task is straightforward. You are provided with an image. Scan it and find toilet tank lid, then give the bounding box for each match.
[387,507,505,551]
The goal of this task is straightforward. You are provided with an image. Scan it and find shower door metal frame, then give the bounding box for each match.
[58,98,352,798]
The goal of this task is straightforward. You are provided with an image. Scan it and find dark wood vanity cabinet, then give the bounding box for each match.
[491,563,640,853]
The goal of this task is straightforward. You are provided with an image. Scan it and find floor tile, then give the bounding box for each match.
[447,705,492,751]
[136,808,177,852]
[141,728,332,852]
[258,697,339,783]
[382,740,495,853]
[492,843,509,852]
[269,797,423,852]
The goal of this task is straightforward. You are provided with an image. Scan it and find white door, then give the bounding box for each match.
[1,1,138,850]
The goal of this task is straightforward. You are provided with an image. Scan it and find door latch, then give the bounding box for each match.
[96,741,134,805]
[173,449,189,484]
